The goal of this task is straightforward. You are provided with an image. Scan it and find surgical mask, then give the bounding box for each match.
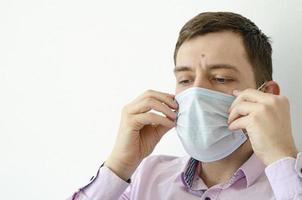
[175,87,247,162]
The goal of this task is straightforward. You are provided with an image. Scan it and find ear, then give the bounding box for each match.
[263,80,280,95]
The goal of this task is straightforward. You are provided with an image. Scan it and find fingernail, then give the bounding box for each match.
[173,113,177,119]
[173,100,179,108]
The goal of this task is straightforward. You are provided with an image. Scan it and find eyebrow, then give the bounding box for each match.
[173,64,240,74]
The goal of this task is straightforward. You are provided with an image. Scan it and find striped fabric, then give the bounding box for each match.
[182,158,199,188]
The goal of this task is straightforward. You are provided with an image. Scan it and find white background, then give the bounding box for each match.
[1,0,301,199]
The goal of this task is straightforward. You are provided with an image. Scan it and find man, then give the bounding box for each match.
[68,12,302,200]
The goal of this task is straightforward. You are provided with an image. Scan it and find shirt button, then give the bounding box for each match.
[205,197,211,200]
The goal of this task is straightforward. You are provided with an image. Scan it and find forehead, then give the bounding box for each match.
[175,31,252,72]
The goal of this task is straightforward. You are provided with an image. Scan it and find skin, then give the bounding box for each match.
[105,31,298,187]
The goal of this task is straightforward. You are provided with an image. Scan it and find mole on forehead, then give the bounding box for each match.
[174,53,240,73]
[199,54,210,70]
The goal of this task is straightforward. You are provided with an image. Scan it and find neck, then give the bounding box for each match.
[198,140,253,188]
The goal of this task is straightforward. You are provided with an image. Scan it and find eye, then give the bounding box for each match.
[178,79,193,85]
[213,77,233,84]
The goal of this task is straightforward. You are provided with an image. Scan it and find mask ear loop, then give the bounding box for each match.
[257,81,267,92]
[240,81,268,136]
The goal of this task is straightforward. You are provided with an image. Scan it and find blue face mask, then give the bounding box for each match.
[175,87,247,162]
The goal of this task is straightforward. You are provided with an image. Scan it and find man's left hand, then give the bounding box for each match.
[228,88,298,165]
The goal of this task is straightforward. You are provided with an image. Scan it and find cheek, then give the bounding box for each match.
[175,88,183,95]
[236,80,257,91]
[175,86,191,95]
[240,69,257,89]
[227,72,257,92]
[226,90,235,96]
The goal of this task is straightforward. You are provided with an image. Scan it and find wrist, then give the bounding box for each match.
[265,149,298,165]
[105,155,140,181]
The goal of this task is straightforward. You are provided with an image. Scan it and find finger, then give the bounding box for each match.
[134,112,175,130]
[228,115,250,131]
[229,89,269,112]
[228,101,258,124]
[133,90,178,109]
[129,98,177,120]
[154,124,174,139]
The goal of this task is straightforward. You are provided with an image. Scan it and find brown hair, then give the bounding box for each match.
[174,12,272,87]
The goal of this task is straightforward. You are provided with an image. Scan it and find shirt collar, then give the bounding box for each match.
[238,153,266,187]
[180,153,266,190]
[181,157,198,189]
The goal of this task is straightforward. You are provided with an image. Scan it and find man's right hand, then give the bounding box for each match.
[105,90,178,181]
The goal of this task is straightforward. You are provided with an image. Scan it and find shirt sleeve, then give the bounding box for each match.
[265,152,302,200]
[66,164,130,200]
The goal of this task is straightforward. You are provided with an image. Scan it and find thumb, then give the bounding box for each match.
[155,124,175,139]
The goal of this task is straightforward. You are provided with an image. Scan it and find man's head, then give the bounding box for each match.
[173,12,276,95]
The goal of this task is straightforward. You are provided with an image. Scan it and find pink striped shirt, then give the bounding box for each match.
[68,153,302,200]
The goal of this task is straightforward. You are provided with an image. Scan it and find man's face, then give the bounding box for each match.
[174,31,257,95]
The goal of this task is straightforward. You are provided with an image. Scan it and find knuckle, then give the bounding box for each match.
[128,116,138,126]
[146,112,155,119]
[259,104,268,112]
[269,96,278,106]
[250,114,258,123]
[122,105,130,113]
[245,88,254,93]
[237,93,245,101]
[145,97,155,105]
[237,103,245,111]
[162,117,171,125]
[120,111,133,124]
[144,112,151,117]
[144,89,154,96]
[232,106,239,114]
[124,115,132,123]
[279,95,289,104]
[279,95,290,109]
